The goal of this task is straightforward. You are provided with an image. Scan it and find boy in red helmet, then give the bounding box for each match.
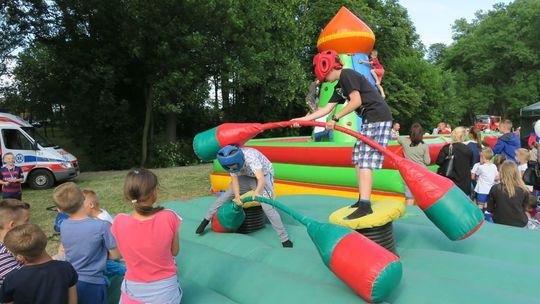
[293,50,393,219]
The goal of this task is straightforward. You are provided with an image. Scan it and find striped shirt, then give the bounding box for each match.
[0,242,21,288]
[0,166,23,194]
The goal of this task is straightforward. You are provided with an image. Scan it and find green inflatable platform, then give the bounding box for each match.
[165,195,540,303]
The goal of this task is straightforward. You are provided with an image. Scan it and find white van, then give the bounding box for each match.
[0,113,79,189]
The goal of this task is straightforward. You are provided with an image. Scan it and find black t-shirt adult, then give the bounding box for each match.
[329,69,393,123]
[1,260,78,304]
[487,184,528,227]
[436,143,474,195]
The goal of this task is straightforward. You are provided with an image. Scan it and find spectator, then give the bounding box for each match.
[487,161,529,227]
[466,126,482,165]
[493,119,520,163]
[436,127,474,195]
[398,123,430,205]
[391,122,400,139]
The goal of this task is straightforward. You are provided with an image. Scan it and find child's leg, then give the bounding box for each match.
[370,69,379,84]
[251,174,289,242]
[347,121,392,219]
[371,69,386,98]
[205,185,235,220]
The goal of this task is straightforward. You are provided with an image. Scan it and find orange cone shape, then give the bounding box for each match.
[317,6,375,54]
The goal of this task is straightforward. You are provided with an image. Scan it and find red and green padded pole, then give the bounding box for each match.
[211,202,246,233]
[242,196,402,303]
[193,121,484,240]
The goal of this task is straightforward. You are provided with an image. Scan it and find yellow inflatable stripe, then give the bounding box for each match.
[317,32,376,46]
[328,199,405,229]
[210,174,405,203]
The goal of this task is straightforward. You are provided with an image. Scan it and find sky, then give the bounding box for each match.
[399,0,513,47]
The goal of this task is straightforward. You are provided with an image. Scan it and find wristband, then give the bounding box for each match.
[332,115,340,122]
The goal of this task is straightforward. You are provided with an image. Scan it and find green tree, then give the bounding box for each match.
[444,0,540,122]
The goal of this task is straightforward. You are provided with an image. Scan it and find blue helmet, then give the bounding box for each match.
[217,145,245,173]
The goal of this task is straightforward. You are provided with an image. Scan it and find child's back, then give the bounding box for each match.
[1,223,77,304]
[61,218,116,283]
[2,260,77,304]
[54,182,119,304]
[473,162,498,194]
[112,209,181,282]
[112,169,182,303]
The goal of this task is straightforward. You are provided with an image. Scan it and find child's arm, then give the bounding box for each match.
[171,229,180,256]
[68,286,77,304]
[327,91,362,130]
[108,248,121,260]
[292,102,336,121]
[231,175,242,205]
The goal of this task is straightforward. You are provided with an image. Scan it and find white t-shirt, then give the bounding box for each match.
[518,163,527,175]
[471,162,498,195]
[97,209,114,224]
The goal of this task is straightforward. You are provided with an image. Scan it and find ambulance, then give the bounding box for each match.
[0,113,79,189]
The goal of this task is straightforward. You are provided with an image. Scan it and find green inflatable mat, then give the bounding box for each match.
[142,195,540,303]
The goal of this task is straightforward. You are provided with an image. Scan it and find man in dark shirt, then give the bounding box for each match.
[293,50,393,219]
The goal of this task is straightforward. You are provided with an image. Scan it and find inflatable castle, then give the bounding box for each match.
[209,7,498,201]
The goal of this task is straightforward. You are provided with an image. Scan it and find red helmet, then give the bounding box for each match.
[313,50,343,82]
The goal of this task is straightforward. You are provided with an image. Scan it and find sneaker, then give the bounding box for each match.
[282,240,294,248]
[196,219,210,235]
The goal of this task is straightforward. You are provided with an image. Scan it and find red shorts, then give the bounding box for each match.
[372,69,385,81]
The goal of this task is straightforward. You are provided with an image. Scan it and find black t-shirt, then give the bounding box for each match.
[329,69,393,123]
[487,184,528,227]
[1,260,78,304]
[436,143,474,195]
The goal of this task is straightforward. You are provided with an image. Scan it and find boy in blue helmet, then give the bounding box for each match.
[196,145,293,248]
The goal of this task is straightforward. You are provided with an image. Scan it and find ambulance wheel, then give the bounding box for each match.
[28,170,55,190]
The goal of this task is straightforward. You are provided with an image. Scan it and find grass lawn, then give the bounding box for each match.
[22,164,213,253]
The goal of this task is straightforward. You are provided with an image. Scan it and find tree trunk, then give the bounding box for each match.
[166,112,177,143]
[140,84,153,167]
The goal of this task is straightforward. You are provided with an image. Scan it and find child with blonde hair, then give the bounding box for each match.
[471,148,498,210]
[0,199,30,288]
[487,161,530,227]
[516,148,531,175]
[54,182,120,304]
[82,190,113,224]
[111,169,182,303]
[1,223,77,303]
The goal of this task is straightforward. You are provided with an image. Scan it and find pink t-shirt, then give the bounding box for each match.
[111,209,182,282]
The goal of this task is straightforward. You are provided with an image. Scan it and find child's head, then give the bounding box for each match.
[313,50,343,82]
[217,145,245,173]
[3,153,14,166]
[370,49,378,58]
[499,160,528,197]
[4,223,47,263]
[124,168,163,216]
[469,126,481,141]
[451,126,467,143]
[409,123,424,146]
[515,148,530,164]
[53,182,84,215]
[82,189,100,215]
[493,154,506,169]
[480,147,494,164]
[0,199,30,240]
[499,119,512,133]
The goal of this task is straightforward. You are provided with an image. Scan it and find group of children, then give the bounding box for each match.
[466,119,539,228]
[0,168,183,304]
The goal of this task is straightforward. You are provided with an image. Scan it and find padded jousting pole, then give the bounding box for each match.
[233,196,402,303]
[193,121,484,240]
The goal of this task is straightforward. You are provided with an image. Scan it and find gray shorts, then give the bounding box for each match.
[120,275,181,304]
